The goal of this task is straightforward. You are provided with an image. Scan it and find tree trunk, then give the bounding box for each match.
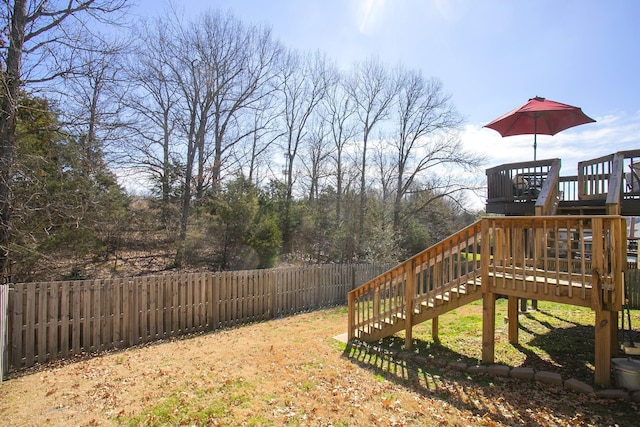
[393,158,406,232]
[358,130,369,259]
[0,0,26,280]
[161,113,171,227]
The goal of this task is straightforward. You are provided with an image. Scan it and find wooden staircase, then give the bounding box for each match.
[347,215,626,386]
[356,281,483,342]
[349,221,483,343]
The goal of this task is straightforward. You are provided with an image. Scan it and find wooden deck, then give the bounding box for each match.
[348,213,626,387]
[486,149,640,216]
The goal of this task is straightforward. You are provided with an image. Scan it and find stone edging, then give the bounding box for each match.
[336,335,640,402]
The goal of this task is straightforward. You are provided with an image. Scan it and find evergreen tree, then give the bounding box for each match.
[10,94,130,281]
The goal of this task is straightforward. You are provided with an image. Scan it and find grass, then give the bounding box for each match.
[121,302,639,425]
[372,299,606,383]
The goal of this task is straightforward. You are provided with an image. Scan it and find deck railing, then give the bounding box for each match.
[534,159,562,215]
[486,159,560,214]
[483,215,625,310]
[486,159,559,202]
[578,154,615,200]
[619,149,640,200]
[559,175,579,202]
[487,150,640,216]
[348,215,626,341]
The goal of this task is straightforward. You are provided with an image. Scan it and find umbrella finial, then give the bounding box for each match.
[531,96,545,102]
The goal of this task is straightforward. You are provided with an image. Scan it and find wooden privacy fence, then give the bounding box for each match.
[1,284,7,383]
[2,264,389,377]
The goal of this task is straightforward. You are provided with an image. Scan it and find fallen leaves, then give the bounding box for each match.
[1,308,639,426]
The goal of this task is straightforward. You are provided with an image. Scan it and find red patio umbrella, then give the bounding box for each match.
[484,96,595,160]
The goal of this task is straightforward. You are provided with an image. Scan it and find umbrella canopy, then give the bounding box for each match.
[484,96,595,160]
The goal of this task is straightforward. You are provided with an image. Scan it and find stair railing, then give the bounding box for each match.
[348,221,483,341]
[535,159,562,215]
[605,153,624,215]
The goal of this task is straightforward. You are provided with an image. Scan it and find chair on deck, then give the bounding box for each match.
[626,162,640,193]
[513,175,527,197]
[513,174,541,199]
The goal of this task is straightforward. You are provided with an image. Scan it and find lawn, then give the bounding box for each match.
[1,301,639,426]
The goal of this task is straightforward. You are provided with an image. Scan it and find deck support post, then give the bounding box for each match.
[591,218,613,387]
[432,316,439,342]
[594,308,614,386]
[611,312,619,355]
[480,220,495,365]
[404,260,415,350]
[482,291,496,364]
[508,296,519,344]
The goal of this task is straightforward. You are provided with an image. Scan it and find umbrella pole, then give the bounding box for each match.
[533,115,538,161]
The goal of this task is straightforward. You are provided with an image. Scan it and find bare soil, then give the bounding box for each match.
[0,307,637,426]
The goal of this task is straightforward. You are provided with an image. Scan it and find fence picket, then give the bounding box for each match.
[37,283,47,363]
[47,283,58,361]
[71,281,80,355]
[24,284,35,367]
[83,281,91,353]
[185,274,192,332]
[161,277,167,336]
[211,273,219,330]
[93,279,101,353]
[139,278,148,343]
[11,284,22,369]
[1,284,9,382]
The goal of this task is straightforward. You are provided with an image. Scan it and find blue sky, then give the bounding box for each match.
[133,0,640,208]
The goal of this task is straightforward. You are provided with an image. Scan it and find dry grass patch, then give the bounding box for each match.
[1,304,638,426]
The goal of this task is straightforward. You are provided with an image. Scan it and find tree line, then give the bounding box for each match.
[1,1,484,282]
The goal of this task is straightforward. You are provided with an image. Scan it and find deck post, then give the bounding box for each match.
[480,219,495,364]
[347,291,355,341]
[482,291,496,364]
[590,217,612,386]
[594,308,613,386]
[508,296,519,344]
[404,259,415,350]
[431,316,439,342]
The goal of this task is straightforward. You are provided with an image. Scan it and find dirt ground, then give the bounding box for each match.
[0,307,637,426]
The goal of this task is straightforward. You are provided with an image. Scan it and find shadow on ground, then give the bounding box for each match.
[341,318,639,426]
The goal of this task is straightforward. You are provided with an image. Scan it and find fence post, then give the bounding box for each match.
[1,283,8,383]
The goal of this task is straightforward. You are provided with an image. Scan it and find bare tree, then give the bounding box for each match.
[58,34,133,177]
[391,68,483,231]
[127,8,282,265]
[276,49,332,251]
[126,16,181,227]
[323,71,357,226]
[345,56,396,259]
[300,117,332,202]
[234,96,282,186]
[190,10,282,199]
[0,0,128,278]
